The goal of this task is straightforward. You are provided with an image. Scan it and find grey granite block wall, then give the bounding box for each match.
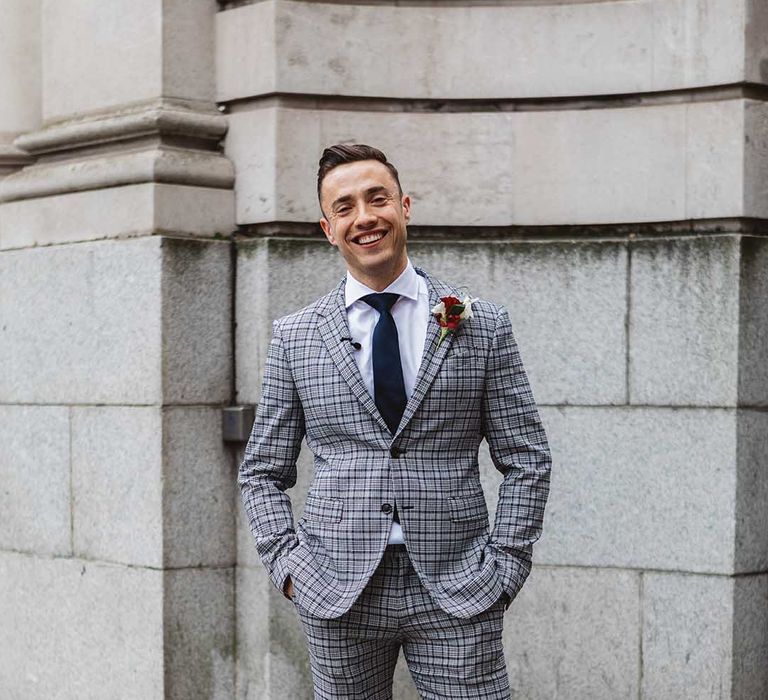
[3,0,768,697]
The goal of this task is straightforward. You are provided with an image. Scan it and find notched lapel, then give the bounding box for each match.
[394,268,459,437]
[315,278,391,434]
[314,269,463,440]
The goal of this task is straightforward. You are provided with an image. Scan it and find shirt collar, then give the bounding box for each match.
[345,259,420,309]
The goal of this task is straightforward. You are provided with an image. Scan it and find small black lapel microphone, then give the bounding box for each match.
[341,337,362,350]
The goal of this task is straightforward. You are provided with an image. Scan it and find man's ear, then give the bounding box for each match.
[320,217,337,246]
[401,194,411,223]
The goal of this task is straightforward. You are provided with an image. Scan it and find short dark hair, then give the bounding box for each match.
[317,144,403,207]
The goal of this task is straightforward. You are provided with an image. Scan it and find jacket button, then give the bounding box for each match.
[390,446,402,458]
[380,503,393,514]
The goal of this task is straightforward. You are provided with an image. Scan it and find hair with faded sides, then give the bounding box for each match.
[317,144,403,210]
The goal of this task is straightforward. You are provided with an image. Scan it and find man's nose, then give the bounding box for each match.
[354,204,377,228]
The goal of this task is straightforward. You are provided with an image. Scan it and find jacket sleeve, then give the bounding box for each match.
[238,319,305,595]
[481,305,551,604]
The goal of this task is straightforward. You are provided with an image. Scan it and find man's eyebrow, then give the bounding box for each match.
[330,186,391,210]
[330,194,354,209]
[364,186,389,196]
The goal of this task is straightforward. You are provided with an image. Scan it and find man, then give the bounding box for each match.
[238,144,551,699]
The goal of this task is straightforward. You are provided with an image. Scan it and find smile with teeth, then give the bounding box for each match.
[353,231,387,246]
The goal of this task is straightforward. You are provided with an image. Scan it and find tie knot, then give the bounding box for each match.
[361,293,400,314]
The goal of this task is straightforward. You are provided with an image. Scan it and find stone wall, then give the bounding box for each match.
[0,1,236,698]
[1,1,767,698]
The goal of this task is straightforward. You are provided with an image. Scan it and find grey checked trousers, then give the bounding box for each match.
[293,544,512,699]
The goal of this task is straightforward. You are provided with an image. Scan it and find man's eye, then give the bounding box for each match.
[336,207,352,215]
[372,197,387,205]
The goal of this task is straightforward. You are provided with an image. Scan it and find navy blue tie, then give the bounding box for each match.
[361,293,407,435]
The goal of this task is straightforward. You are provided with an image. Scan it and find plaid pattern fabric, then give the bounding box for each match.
[238,266,551,620]
[294,544,511,699]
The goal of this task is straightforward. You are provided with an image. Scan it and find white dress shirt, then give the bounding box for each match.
[345,258,429,544]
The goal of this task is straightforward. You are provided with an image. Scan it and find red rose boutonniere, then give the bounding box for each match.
[431,294,476,347]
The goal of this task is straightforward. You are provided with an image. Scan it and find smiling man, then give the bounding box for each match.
[238,144,551,699]
[318,156,411,291]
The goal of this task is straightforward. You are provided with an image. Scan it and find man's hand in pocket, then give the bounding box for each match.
[283,575,294,600]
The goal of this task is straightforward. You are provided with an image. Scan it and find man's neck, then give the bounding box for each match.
[350,259,408,292]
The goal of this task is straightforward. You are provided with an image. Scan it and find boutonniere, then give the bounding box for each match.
[431,294,476,347]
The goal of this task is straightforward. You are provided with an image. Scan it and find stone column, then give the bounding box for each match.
[219,0,768,698]
[0,0,39,177]
[0,1,236,698]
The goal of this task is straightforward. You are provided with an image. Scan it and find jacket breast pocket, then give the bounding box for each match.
[443,340,482,362]
[448,492,489,523]
[303,494,344,523]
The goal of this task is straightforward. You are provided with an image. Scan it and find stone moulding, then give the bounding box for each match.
[0,101,233,203]
[0,147,235,203]
[15,101,228,154]
[0,143,34,177]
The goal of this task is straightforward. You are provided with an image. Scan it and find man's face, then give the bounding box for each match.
[319,160,411,289]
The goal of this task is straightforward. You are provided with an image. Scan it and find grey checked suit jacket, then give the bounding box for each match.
[238,266,551,620]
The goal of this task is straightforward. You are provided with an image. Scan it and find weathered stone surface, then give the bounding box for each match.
[535,406,737,573]
[71,406,163,567]
[236,565,314,700]
[162,407,236,568]
[735,410,768,573]
[74,405,235,568]
[12,101,227,158]
[0,0,40,136]
[162,236,232,405]
[642,572,733,699]
[225,106,278,223]
[217,0,750,101]
[164,566,235,700]
[0,142,31,178]
[1,183,153,249]
[505,565,641,699]
[0,236,231,406]
[234,240,271,402]
[235,565,270,700]
[0,405,70,555]
[216,1,275,103]
[0,237,162,404]
[269,576,315,700]
[0,551,164,698]
[739,236,768,407]
[745,101,768,222]
[732,574,768,699]
[0,183,235,249]
[161,0,216,104]
[630,236,741,406]
[685,101,746,220]
[41,0,215,122]
[226,100,748,227]
[410,239,628,406]
[153,184,234,240]
[42,0,162,121]
[394,654,420,700]
[0,143,234,203]
[746,0,768,87]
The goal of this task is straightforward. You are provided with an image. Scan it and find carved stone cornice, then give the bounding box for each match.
[15,99,228,155]
[0,143,34,177]
[0,99,233,203]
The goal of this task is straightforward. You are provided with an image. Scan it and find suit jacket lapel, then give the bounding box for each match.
[394,267,457,438]
[316,277,391,434]
[315,268,460,440]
